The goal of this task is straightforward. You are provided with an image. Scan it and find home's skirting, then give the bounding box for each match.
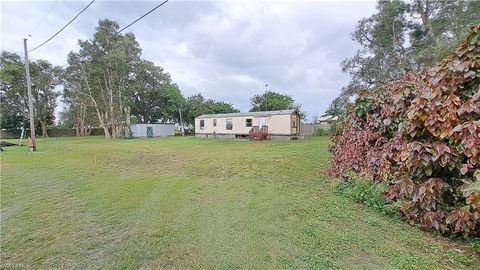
[195,133,303,140]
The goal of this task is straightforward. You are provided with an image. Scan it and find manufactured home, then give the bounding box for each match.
[195,110,302,140]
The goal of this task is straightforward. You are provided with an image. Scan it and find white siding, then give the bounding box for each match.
[195,113,299,136]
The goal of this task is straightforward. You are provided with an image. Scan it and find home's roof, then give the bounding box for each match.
[196,109,297,119]
[317,115,338,122]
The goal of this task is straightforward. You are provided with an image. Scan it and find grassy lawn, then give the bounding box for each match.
[1,136,478,269]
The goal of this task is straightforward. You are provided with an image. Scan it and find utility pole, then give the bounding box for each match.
[178,108,184,136]
[23,38,36,151]
[265,83,268,111]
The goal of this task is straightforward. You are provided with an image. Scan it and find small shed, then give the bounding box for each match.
[130,124,175,138]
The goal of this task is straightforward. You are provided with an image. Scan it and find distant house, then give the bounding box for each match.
[317,115,338,125]
[195,110,302,140]
[130,123,175,138]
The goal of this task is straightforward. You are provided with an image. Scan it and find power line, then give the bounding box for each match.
[29,0,96,53]
[117,0,169,33]
[50,0,168,68]
[30,1,59,36]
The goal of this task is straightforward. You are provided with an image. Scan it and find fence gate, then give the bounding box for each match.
[146,126,153,138]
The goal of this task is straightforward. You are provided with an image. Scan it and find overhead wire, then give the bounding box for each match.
[30,1,60,36]
[28,0,170,64]
[29,0,96,52]
[117,0,169,33]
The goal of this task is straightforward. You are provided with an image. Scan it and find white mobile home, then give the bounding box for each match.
[195,110,302,140]
[130,124,175,138]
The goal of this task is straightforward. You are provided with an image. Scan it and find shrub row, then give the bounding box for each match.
[330,25,480,237]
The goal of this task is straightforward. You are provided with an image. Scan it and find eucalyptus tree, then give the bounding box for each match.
[67,19,142,138]
[62,52,98,135]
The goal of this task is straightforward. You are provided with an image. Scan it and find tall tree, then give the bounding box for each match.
[250,91,305,119]
[0,51,60,136]
[156,84,185,123]
[66,19,142,139]
[339,0,480,100]
[409,0,480,67]
[341,0,411,97]
[0,52,27,130]
[30,60,61,137]
[129,60,185,123]
[183,93,239,125]
[63,52,98,136]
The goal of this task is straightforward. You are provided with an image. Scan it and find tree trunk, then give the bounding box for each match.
[75,106,80,136]
[415,0,437,44]
[80,103,86,136]
[124,107,132,139]
[97,112,111,139]
[81,64,111,139]
[40,121,48,137]
[96,110,111,139]
[102,124,111,139]
[75,116,80,136]
[110,123,116,138]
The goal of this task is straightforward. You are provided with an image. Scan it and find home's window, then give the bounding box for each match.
[246,118,252,127]
[213,119,217,127]
[200,119,205,129]
[226,118,233,130]
[292,119,297,128]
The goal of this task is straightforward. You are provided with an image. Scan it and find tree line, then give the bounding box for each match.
[1,52,62,137]
[1,19,304,139]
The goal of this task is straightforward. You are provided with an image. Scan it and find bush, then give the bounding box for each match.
[330,25,480,237]
[184,127,194,135]
[334,173,399,216]
[312,128,330,136]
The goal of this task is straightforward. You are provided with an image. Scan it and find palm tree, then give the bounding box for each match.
[321,97,347,134]
[322,97,345,119]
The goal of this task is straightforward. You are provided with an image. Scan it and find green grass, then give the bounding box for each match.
[1,136,478,269]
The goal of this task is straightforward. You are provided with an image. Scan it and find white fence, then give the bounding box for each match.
[300,123,332,136]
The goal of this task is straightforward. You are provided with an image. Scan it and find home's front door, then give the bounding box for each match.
[258,117,266,128]
[146,126,153,138]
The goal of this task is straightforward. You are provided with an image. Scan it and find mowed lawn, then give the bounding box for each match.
[1,137,478,269]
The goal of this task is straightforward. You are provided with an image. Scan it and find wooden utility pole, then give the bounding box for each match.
[265,83,268,111]
[178,108,184,136]
[23,38,36,151]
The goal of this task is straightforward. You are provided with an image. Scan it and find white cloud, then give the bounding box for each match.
[1,0,377,120]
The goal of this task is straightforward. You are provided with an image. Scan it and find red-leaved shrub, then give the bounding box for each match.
[330,25,480,237]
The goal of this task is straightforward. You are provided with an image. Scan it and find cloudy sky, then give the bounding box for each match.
[1,0,377,120]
